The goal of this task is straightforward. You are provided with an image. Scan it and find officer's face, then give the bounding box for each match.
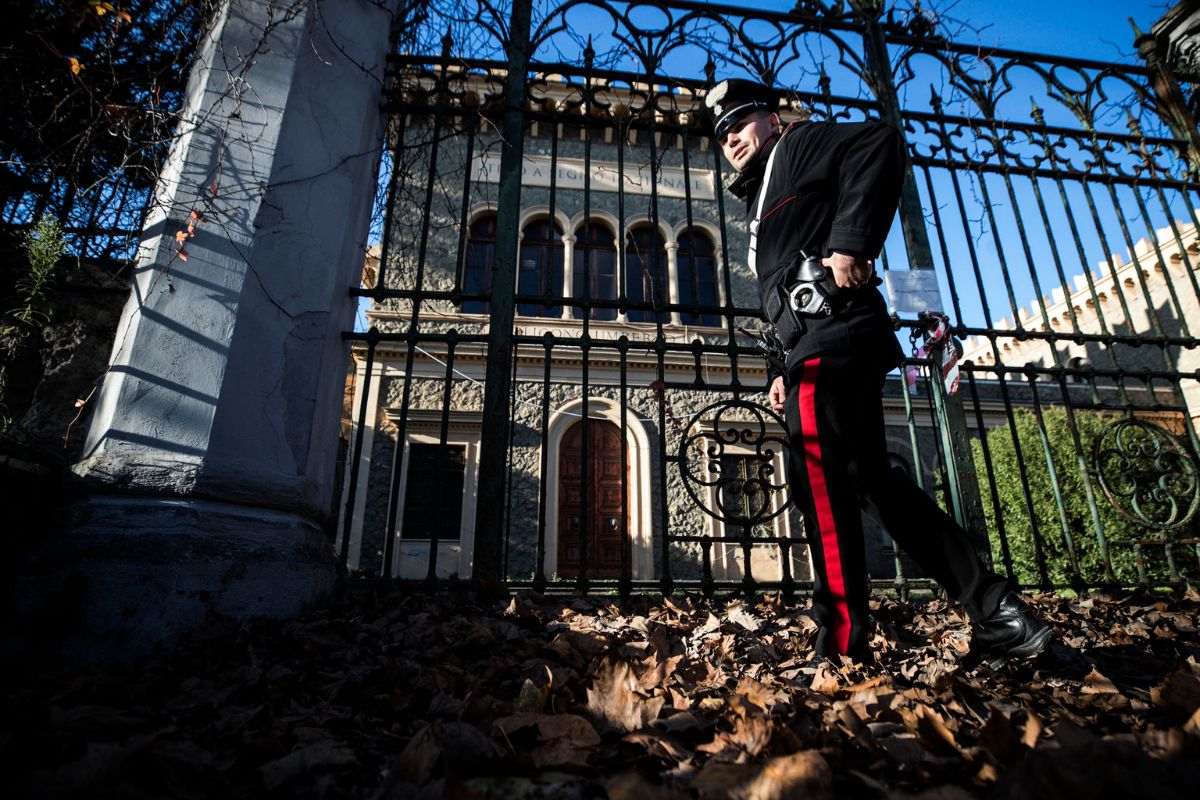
[719,111,780,172]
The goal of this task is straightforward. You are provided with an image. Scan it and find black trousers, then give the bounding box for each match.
[783,353,1009,662]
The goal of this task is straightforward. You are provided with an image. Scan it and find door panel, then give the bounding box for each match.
[558,420,629,579]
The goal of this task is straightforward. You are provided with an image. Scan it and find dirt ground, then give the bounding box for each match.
[3,586,1199,798]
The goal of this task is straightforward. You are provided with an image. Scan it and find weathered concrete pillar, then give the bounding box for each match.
[21,0,399,659]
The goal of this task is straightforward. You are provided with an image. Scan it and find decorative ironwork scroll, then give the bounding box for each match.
[1093,417,1200,532]
[677,399,791,529]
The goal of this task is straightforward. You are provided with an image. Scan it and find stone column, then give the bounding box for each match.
[561,234,576,321]
[22,0,400,659]
[664,241,681,326]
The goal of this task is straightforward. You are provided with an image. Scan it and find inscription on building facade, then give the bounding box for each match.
[473,153,716,201]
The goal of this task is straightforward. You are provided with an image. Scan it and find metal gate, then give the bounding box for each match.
[338,0,1200,594]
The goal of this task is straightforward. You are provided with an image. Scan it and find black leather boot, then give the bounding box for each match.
[971,591,1052,669]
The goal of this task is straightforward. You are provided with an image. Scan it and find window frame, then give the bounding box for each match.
[676,227,720,327]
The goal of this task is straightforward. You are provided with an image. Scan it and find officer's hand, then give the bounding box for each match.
[823,252,875,289]
[768,376,786,412]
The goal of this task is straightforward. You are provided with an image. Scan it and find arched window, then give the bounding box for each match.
[462,215,496,314]
[573,222,617,321]
[625,226,667,323]
[518,219,564,317]
[677,229,718,326]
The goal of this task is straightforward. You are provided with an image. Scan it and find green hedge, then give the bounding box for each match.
[971,407,1198,587]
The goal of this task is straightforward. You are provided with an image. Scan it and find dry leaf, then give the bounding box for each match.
[1183,707,1200,737]
[1021,711,1043,749]
[693,750,832,800]
[586,659,664,732]
[1151,661,1200,719]
[493,713,600,768]
[915,705,961,758]
[1081,667,1119,695]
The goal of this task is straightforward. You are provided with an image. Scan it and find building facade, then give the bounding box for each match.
[337,74,953,587]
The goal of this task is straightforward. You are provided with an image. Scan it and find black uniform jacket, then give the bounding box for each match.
[733,119,907,378]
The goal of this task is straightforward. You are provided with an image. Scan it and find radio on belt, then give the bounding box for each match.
[787,252,836,317]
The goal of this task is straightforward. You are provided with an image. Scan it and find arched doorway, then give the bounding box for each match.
[557,419,629,578]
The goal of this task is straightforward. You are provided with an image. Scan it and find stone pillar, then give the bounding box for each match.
[561,234,576,321]
[665,241,682,326]
[21,0,400,659]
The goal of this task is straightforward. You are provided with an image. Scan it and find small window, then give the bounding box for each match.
[518,219,564,317]
[677,229,718,326]
[401,444,466,540]
[463,216,496,314]
[625,226,667,323]
[573,222,617,320]
[718,454,771,527]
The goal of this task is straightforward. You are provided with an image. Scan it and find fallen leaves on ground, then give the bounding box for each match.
[2,587,1200,798]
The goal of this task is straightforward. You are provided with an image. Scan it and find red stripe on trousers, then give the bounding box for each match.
[799,357,851,656]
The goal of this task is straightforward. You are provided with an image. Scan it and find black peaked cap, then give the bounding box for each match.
[704,78,780,139]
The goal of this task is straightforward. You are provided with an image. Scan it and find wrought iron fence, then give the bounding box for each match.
[0,0,207,262]
[337,0,1200,595]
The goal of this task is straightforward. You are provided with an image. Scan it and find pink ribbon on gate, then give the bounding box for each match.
[905,310,963,397]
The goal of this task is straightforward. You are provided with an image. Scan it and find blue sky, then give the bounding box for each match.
[714,0,1164,62]
[929,0,1163,62]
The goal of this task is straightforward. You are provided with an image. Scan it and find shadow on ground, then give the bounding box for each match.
[2,587,1199,798]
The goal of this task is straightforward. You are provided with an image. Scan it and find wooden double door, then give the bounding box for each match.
[558,420,629,579]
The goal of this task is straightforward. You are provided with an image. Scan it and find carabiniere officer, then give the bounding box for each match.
[705,77,1051,669]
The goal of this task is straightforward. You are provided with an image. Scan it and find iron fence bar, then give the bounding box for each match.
[1077,177,1147,342]
[372,84,406,295]
[573,45,597,595]
[645,84,667,331]
[857,6,932,273]
[473,0,533,591]
[438,332,457,445]
[382,334,419,579]
[1023,170,1086,337]
[963,369,1014,581]
[1052,369,1115,585]
[504,351,519,581]
[740,521,755,597]
[974,169,1026,324]
[452,118,478,296]
[927,103,1000,325]
[708,99,740,340]
[1028,106,1127,406]
[896,357,926,593]
[1093,177,1177,373]
[1149,182,1200,312]
[965,362,1052,588]
[658,336,674,597]
[679,115,701,326]
[619,337,633,598]
[916,165,966,324]
[1023,370,1085,586]
[546,118,561,317]
[534,334,554,592]
[1127,179,1193,338]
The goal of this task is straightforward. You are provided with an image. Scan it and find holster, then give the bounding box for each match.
[762,256,806,351]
